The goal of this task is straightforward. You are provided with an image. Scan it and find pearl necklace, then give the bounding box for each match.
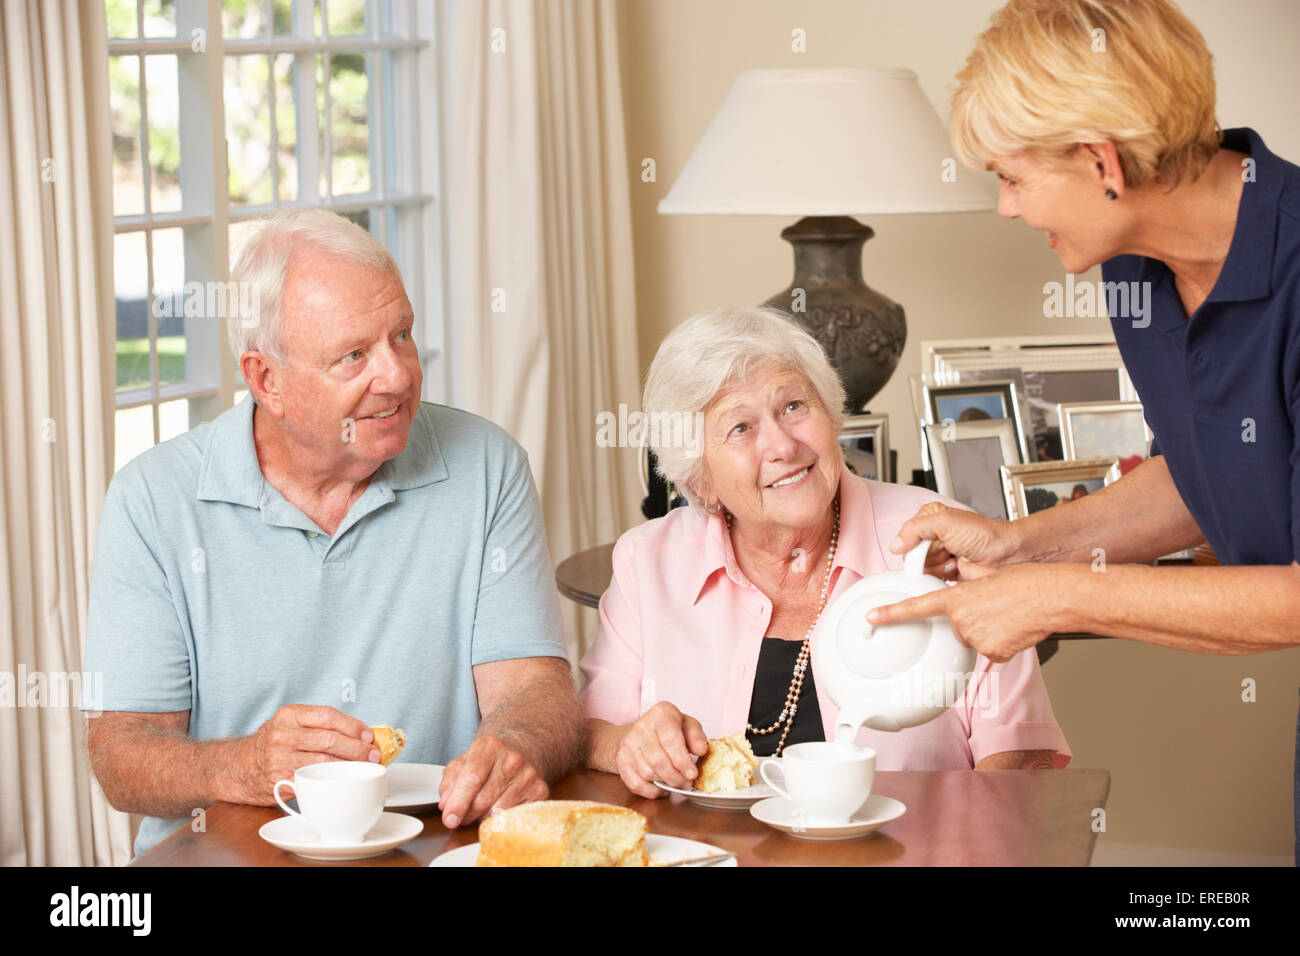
[726,492,840,757]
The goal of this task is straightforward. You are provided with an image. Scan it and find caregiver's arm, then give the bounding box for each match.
[1011,456,1206,564]
[1053,561,1300,655]
[868,560,1300,661]
[893,456,1206,575]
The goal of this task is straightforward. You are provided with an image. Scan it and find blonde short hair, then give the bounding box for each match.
[643,306,846,509]
[950,0,1220,189]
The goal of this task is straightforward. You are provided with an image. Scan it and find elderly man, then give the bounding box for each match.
[82,209,581,857]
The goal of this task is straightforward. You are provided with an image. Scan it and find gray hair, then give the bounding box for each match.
[643,306,847,509]
[228,208,401,367]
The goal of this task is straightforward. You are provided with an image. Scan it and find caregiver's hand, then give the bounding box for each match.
[866,563,1065,662]
[889,502,1025,582]
[613,702,709,799]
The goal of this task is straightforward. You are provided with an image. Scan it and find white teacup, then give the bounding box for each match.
[274,761,387,844]
[760,742,876,826]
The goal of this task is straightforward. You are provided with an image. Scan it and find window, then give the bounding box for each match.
[107,0,446,472]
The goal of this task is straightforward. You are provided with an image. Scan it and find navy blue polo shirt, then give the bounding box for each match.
[1104,128,1300,567]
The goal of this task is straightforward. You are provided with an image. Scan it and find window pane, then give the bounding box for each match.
[144,55,182,214]
[110,55,144,217]
[114,231,150,392]
[106,0,138,39]
[142,0,176,38]
[151,228,188,387]
[225,55,273,205]
[115,405,155,471]
[158,399,192,442]
[223,0,268,38]
[327,0,366,36]
[272,0,294,34]
[274,54,298,202]
[330,52,369,195]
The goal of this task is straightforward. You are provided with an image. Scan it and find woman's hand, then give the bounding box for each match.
[889,502,1025,581]
[612,702,709,799]
[866,563,1069,662]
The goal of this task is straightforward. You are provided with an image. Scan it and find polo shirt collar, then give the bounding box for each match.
[197,395,448,507]
[1206,127,1280,304]
[689,463,882,604]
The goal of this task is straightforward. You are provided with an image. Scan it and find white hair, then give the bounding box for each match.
[643,306,847,509]
[227,208,401,367]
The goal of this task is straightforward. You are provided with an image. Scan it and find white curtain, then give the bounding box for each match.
[443,0,644,662]
[0,0,132,865]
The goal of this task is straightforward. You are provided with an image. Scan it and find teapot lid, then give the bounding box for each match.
[814,541,977,736]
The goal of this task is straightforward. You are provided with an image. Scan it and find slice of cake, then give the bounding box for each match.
[370,725,406,766]
[476,800,648,867]
[695,734,759,793]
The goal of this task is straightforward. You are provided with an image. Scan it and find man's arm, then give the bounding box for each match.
[86,706,379,817]
[437,656,583,828]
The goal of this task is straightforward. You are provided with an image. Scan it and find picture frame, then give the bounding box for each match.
[1000,457,1122,521]
[839,413,891,483]
[1058,400,1153,475]
[922,379,1030,465]
[925,418,1023,519]
[919,335,1138,462]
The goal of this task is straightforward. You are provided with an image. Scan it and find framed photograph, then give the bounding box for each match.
[839,414,891,482]
[926,418,1022,519]
[922,380,1029,465]
[1000,457,1122,521]
[1058,401,1152,475]
[920,336,1138,462]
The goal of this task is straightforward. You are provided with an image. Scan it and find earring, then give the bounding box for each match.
[1105,188,1118,200]
[705,500,720,515]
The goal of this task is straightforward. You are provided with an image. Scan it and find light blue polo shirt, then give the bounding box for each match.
[81,395,568,857]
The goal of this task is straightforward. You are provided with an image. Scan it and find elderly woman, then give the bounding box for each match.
[580,307,1069,798]
[865,0,1300,860]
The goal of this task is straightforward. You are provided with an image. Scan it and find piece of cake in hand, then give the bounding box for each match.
[369,725,406,766]
[695,734,759,793]
[476,801,648,867]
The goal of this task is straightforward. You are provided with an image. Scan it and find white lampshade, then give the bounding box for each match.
[658,68,995,216]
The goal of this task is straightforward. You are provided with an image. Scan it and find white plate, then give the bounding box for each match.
[259,811,424,860]
[750,794,905,841]
[430,834,737,867]
[385,763,444,809]
[653,757,778,809]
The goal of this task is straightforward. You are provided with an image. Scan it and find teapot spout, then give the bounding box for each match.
[834,701,876,745]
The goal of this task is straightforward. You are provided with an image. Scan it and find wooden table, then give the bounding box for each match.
[131,768,1109,866]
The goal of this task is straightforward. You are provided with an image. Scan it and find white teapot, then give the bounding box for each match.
[814,540,977,742]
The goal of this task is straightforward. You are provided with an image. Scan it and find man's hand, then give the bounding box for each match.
[866,563,1065,662]
[612,702,709,799]
[224,704,378,805]
[438,734,549,828]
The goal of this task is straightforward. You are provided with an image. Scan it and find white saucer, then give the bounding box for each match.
[749,794,905,841]
[259,811,424,860]
[653,773,778,810]
[430,834,737,867]
[385,763,444,810]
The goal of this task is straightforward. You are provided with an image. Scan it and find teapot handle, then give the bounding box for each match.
[902,539,933,577]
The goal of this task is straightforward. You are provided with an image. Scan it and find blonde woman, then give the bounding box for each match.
[863,0,1300,861]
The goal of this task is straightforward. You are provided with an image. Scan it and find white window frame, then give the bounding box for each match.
[108,0,447,459]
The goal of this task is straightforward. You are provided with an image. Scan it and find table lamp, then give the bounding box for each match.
[659,68,995,411]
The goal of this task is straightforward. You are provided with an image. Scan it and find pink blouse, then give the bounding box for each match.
[579,465,1071,769]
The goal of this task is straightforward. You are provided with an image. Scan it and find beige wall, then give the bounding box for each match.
[618,0,1300,860]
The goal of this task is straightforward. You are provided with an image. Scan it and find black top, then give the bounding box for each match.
[745,638,825,758]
